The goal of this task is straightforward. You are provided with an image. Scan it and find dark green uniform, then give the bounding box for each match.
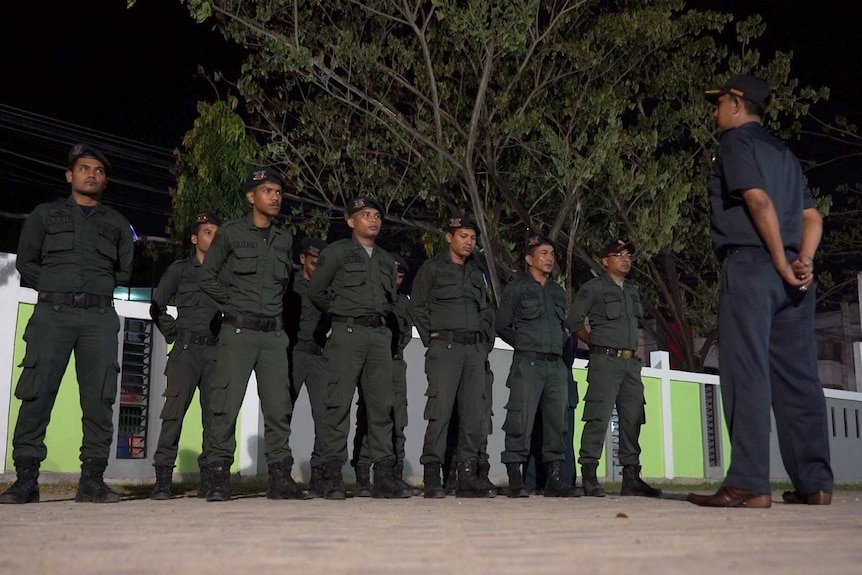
[13,196,134,463]
[149,256,220,469]
[497,274,568,464]
[199,215,294,466]
[307,237,398,465]
[568,272,645,467]
[286,274,329,469]
[408,255,495,465]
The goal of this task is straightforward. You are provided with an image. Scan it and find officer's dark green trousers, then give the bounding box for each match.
[579,353,645,467]
[153,343,216,468]
[420,340,486,465]
[501,355,567,464]
[289,349,328,468]
[12,303,119,462]
[320,323,394,464]
[208,326,292,465]
[354,356,408,466]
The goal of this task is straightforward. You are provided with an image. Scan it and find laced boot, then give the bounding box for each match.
[0,457,40,504]
[321,460,346,500]
[394,461,422,496]
[443,460,457,496]
[354,461,372,498]
[456,459,495,498]
[621,465,662,498]
[196,463,212,498]
[506,462,529,498]
[423,462,446,499]
[309,464,324,498]
[478,460,503,496]
[267,458,314,500]
[371,460,411,499]
[75,459,120,503]
[205,461,232,502]
[580,463,606,497]
[544,460,580,497]
[150,466,173,500]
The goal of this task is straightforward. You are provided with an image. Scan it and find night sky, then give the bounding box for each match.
[1,1,859,247]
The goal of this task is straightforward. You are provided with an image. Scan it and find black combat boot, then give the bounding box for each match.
[321,460,346,500]
[75,458,120,503]
[150,466,173,500]
[394,461,422,496]
[544,460,580,497]
[354,461,372,498]
[309,464,324,498]
[478,460,503,495]
[443,460,457,496]
[621,465,662,498]
[196,463,212,498]
[506,462,529,498]
[267,458,314,500]
[371,460,411,499]
[206,461,232,502]
[0,457,40,504]
[581,463,606,497]
[423,462,446,499]
[456,459,496,498]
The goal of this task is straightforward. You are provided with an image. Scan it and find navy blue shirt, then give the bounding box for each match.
[709,121,815,255]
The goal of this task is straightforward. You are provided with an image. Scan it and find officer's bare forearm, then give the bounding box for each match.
[799,207,823,262]
[742,188,788,271]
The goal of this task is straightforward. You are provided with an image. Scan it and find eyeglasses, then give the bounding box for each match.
[608,252,632,259]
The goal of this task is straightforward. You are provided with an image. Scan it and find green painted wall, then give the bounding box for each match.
[670,380,706,477]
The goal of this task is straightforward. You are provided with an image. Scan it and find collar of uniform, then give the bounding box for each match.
[64,195,105,213]
[349,235,375,254]
[242,213,282,235]
[601,271,626,288]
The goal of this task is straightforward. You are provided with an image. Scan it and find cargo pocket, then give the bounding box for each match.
[160,384,182,420]
[501,397,522,434]
[102,361,120,405]
[210,370,231,415]
[14,351,41,401]
[423,386,439,421]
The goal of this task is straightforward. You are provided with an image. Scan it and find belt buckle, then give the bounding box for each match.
[72,293,87,307]
[619,349,634,359]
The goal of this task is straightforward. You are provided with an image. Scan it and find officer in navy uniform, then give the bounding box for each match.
[688,74,833,508]
[1,144,134,505]
[284,237,330,496]
[148,211,222,500]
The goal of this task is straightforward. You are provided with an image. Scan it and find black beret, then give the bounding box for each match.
[346,197,385,217]
[301,237,328,257]
[602,239,635,256]
[705,73,771,110]
[243,167,285,193]
[191,211,221,233]
[391,252,409,273]
[525,234,554,253]
[446,215,480,238]
[68,143,112,176]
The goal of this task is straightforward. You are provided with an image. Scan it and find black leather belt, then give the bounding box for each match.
[223,314,282,332]
[330,315,386,328]
[177,330,217,346]
[38,291,113,308]
[430,330,482,345]
[591,345,637,359]
[294,340,324,355]
[516,351,561,362]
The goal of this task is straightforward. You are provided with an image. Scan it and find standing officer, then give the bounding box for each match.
[199,167,311,502]
[568,239,661,498]
[148,211,221,500]
[688,74,833,508]
[497,235,577,498]
[307,198,410,500]
[408,216,496,498]
[352,252,421,496]
[285,236,330,496]
[1,144,134,505]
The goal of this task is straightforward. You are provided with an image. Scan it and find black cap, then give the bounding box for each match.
[243,167,285,193]
[68,143,111,176]
[191,211,221,233]
[602,239,635,256]
[525,234,554,254]
[704,73,771,110]
[301,237,328,257]
[446,215,480,238]
[346,197,385,217]
[392,252,410,274]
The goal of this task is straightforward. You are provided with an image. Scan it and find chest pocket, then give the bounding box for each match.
[433,273,462,300]
[175,282,200,308]
[273,246,291,282]
[518,294,543,320]
[342,262,367,287]
[603,290,624,320]
[96,222,120,261]
[233,247,258,275]
[379,263,395,302]
[631,291,644,319]
[44,220,75,253]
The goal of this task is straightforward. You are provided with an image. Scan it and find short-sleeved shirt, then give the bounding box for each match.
[567,272,642,351]
[16,196,134,296]
[709,121,815,256]
[150,257,221,342]
[495,273,567,355]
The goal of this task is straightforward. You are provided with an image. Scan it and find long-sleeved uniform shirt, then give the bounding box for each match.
[567,272,642,350]
[496,273,567,355]
[149,257,221,343]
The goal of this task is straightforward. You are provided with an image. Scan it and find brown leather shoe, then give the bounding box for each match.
[781,490,832,505]
[687,486,772,508]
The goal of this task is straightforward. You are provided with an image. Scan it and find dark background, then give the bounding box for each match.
[1,1,859,284]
